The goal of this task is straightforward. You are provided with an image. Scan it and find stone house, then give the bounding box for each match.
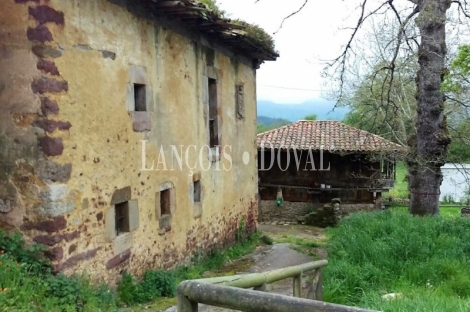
[0,0,278,283]
[257,120,403,223]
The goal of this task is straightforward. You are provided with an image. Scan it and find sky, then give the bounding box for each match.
[216,0,470,105]
[217,0,356,104]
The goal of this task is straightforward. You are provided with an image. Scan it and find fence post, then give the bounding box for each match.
[177,293,198,312]
[315,268,323,301]
[293,273,302,297]
[306,268,323,300]
[177,283,198,312]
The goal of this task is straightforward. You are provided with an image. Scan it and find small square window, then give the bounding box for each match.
[160,189,171,216]
[194,180,201,203]
[115,201,130,236]
[134,84,146,111]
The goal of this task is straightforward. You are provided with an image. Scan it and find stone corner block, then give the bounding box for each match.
[128,200,139,232]
[36,201,76,218]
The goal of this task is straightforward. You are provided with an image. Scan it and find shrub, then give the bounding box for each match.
[0,230,116,312]
[117,273,138,306]
[0,230,50,275]
[141,270,176,298]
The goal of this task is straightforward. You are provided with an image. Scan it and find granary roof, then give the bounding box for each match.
[257,120,405,154]
[139,0,278,61]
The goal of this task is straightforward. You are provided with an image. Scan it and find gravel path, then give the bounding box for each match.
[163,224,325,312]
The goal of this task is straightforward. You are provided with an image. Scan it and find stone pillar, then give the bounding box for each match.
[375,192,383,210]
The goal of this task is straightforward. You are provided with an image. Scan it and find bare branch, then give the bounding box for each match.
[273,0,309,34]
[452,0,470,18]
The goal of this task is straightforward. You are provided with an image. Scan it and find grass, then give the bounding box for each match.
[265,226,328,259]
[271,234,322,248]
[0,219,264,311]
[0,231,117,312]
[392,206,461,218]
[323,209,470,311]
[104,225,264,309]
[386,162,409,199]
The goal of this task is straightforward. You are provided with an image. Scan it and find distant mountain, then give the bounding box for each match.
[256,116,292,134]
[258,116,291,126]
[257,99,349,122]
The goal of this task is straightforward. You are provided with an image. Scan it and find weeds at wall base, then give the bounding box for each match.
[0,220,262,311]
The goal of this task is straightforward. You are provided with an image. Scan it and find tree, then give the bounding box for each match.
[442,44,470,162]
[324,0,467,216]
[342,58,417,145]
[304,114,318,120]
[266,0,470,215]
[257,121,291,134]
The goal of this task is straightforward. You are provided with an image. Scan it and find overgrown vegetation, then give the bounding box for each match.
[232,19,277,52]
[197,0,277,54]
[0,218,262,311]
[117,218,262,307]
[0,231,117,311]
[198,0,226,18]
[324,210,470,311]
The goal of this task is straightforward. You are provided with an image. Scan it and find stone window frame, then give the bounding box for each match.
[105,187,140,242]
[156,182,176,233]
[192,173,203,218]
[205,66,222,162]
[127,64,153,132]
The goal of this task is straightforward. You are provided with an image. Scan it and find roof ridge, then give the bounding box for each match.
[295,120,341,122]
[257,119,405,153]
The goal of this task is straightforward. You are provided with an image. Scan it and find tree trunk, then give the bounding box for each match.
[408,0,452,216]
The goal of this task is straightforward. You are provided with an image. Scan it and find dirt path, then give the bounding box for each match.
[163,224,326,312]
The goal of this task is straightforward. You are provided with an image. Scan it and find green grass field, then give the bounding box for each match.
[324,209,470,311]
[393,206,461,218]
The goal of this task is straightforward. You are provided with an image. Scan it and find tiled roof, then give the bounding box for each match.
[257,120,405,153]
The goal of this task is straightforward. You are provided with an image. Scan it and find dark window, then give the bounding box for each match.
[134,84,146,111]
[194,180,201,203]
[115,201,130,236]
[208,78,219,147]
[160,189,171,216]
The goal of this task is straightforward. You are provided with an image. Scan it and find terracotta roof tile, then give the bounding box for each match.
[257,120,404,153]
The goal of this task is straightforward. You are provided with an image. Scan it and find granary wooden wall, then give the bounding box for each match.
[258,150,391,204]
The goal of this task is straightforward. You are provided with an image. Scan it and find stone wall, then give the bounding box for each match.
[259,200,376,225]
[340,204,375,214]
[1,0,259,284]
[259,200,312,224]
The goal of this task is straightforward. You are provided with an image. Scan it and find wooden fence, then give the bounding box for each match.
[176,259,380,312]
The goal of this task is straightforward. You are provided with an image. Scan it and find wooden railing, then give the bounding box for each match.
[176,260,380,312]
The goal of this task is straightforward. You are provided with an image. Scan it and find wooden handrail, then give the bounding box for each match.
[177,281,380,312]
[192,260,328,288]
[176,260,381,312]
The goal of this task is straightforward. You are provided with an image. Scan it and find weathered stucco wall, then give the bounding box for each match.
[1,0,259,283]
